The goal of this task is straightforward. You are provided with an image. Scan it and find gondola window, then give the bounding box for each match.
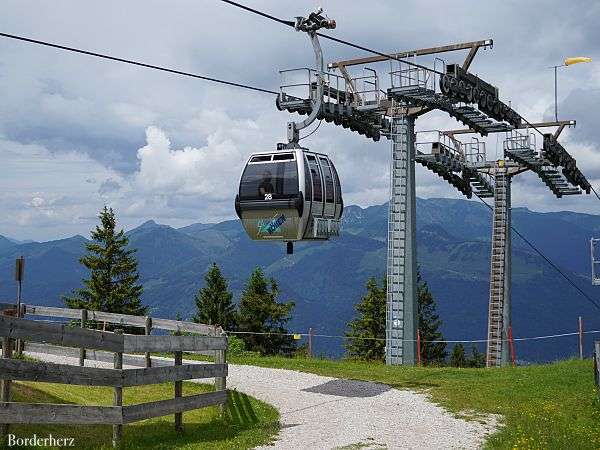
[239,160,299,201]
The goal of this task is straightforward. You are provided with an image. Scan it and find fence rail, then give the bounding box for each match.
[24,304,219,335]
[0,358,227,387]
[0,315,125,352]
[0,304,228,448]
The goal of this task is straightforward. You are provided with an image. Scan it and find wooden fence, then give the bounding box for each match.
[0,304,228,448]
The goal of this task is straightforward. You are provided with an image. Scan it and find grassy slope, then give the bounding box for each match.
[9,381,279,450]
[190,354,600,449]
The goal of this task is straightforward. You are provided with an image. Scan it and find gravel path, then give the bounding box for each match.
[28,352,498,449]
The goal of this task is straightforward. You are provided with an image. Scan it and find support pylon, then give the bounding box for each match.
[386,115,418,365]
[486,168,512,367]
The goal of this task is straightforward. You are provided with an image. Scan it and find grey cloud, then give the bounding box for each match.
[558,88,600,145]
[98,178,122,195]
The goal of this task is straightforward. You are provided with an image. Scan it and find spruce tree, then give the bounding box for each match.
[467,344,486,368]
[64,206,147,324]
[417,272,447,365]
[237,267,295,355]
[345,276,386,361]
[193,263,237,330]
[450,343,467,367]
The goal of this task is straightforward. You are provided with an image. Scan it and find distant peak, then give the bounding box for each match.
[138,219,160,229]
[127,219,174,235]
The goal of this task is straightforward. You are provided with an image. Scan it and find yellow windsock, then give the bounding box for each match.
[564,57,592,66]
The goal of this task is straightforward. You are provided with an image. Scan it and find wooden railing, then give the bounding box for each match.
[0,305,228,448]
[23,304,222,367]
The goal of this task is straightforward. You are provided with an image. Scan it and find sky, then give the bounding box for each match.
[1,0,599,241]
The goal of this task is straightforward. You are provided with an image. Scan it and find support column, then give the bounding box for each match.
[386,114,418,366]
[486,169,512,367]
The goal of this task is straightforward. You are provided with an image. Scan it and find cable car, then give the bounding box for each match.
[233,8,341,254]
[234,147,343,252]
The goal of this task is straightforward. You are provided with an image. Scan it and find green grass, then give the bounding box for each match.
[7,381,279,449]
[180,353,600,449]
[17,352,597,449]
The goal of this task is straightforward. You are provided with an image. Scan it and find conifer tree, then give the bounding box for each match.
[345,276,386,361]
[237,267,295,355]
[450,343,467,367]
[193,263,237,330]
[417,272,447,365]
[64,206,147,323]
[467,344,486,368]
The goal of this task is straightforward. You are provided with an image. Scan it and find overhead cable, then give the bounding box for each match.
[226,328,600,343]
[217,0,443,75]
[476,194,600,311]
[0,32,278,95]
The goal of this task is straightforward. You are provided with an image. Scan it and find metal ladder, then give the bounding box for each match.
[386,115,417,365]
[486,171,511,367]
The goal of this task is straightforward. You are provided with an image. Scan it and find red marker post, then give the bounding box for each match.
[578,316,584,360]
[417,329,422,367]
[508,326,516,367]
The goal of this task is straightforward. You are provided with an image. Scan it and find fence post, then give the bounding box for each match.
[215,331,227,415]
[174,331,183,432]
[15,257,24,357]
[79,309,88,367]
[113,329,123,448]
[0,310,14,440]
[144,316,152,368]
[16,304,26,356]
[308,327,313,358]
[578,316,584,360]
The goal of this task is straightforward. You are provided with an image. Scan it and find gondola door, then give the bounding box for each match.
[304,153,324,239]
[319,156,336,219]
[330,162,343,219]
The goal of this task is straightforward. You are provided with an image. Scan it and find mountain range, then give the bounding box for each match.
[1,197,599,362]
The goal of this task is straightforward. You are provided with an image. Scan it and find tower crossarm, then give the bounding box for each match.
[276,67,386,141]
[415,134,474,198]
[416,152,473,198]
[542,134,592,194]
[416,131,497,198]
[503,133,583,198]
[463,167,495,198]
[388,78,512,137]
[504,150,579,198]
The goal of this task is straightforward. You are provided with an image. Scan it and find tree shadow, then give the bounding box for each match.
[124,389,277,449]
[11,382,79,405]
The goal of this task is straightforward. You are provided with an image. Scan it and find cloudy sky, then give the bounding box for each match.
[1,0,599,241]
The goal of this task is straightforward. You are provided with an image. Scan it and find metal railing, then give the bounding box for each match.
[415,130,465,162]
[279,67,351,106]
[389,57,441,93]
[504,129,537,155]
[351,67,380,109]
[464,136,487,164]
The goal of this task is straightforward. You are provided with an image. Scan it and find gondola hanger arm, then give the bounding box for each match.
[286,8,336,145]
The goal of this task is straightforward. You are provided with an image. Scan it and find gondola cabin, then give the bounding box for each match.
[235,148,342,250]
